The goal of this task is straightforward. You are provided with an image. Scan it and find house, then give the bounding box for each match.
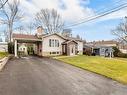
[118,43,127,54]
[12,26,83,57]
[18,43,28,55]
[0,42,8,52]
[84,40,118,57]
[0,36,8,52]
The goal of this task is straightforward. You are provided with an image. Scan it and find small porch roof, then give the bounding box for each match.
[62,40,78,45]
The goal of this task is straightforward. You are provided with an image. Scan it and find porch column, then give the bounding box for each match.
[14,40,18,57]
[41,37,43,56]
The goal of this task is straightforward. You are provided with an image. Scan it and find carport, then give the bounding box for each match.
[13,34,42,57]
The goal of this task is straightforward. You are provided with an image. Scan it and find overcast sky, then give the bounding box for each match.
[1,0,127,41]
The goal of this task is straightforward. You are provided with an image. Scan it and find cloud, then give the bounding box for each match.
[20,0,94,24]
[19,0,127,27]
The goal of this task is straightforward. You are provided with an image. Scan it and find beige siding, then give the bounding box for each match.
[42,35,65,56]
[77,41,83,55]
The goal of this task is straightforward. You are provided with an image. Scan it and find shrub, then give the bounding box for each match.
[112,47,127,58]
[112,47,121,57]
[117,52,127,58]
[8,42,14,54]
[83,48,92,56]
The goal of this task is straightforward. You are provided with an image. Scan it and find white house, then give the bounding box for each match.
[18,43,28,55]
[0,36,8,52]
[12,26,84,57]
[0,42,8,52]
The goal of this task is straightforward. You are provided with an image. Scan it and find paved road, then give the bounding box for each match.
[0,56,127,95]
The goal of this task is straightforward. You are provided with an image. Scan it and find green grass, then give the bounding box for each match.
[0,52,8,59]
[55,55,127,84]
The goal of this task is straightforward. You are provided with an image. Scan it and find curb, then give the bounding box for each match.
[0,57,9,71]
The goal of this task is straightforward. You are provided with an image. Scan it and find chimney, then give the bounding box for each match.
[37,26,43,35]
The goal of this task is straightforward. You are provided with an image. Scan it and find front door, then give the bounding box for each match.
[70,45,75,56]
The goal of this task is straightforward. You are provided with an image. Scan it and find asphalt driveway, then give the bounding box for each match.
[0,56,127,95]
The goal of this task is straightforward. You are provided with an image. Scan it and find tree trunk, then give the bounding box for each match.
[8,23,13,42]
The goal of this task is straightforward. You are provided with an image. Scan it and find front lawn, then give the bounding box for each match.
[0,52,8,59]
[55,55,127,84]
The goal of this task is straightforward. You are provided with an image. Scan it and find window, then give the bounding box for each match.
[50,52,59,55]
[55,40,59,47]
[49,39,51,47]
[52,39,54,47]
[52,52,56,54]
[72,48,74,53]
[49,39,59,47]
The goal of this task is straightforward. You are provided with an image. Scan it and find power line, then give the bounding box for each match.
[0,0,8,9]
[93,0,124,15]
[65,0,125,26]
[64,2,127,28]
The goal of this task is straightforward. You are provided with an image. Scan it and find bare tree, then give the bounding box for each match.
[26,22,35,35]
[15,25,24,34]
[35,9,64,34]
[0,0,8,9]
[76,34,80,39]
[112,17,127,42]
[62,29,72,37]
[0,0,23,42]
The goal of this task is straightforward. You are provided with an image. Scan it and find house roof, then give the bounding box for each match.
[87,40,118,46]
[65,37,83,42]
[41,33,83,42]
[12,34,42,41]
[85,40,118,48]
[12,33,84,43]
[42,33,66,40]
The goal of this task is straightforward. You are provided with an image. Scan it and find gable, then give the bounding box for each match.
[43,33,66,40]
[43,34,66,41]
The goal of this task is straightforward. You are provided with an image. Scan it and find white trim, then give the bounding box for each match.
[14,40,18,57]
[13,38,42,41]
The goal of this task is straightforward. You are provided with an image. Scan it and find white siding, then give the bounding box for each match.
[77,41,83,51]
[0,42,8,52]
[18,44,27,55]
[120,49,127,54]
[43,35,65,53]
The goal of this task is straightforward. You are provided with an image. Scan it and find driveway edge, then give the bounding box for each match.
[0,57,9,71]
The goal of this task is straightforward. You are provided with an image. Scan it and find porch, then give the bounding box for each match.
[62,40,78,56]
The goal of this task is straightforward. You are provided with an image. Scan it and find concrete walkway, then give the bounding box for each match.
[0,56,127,95]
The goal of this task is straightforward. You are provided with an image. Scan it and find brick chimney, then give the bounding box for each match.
[37,26,43,35]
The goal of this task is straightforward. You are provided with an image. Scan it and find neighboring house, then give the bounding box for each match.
[18,43,28,55]
[118,44,127,54]
[0,36,8,52]
[0,42,8,52]
[12,26,84,57]
[84,40,118,57]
